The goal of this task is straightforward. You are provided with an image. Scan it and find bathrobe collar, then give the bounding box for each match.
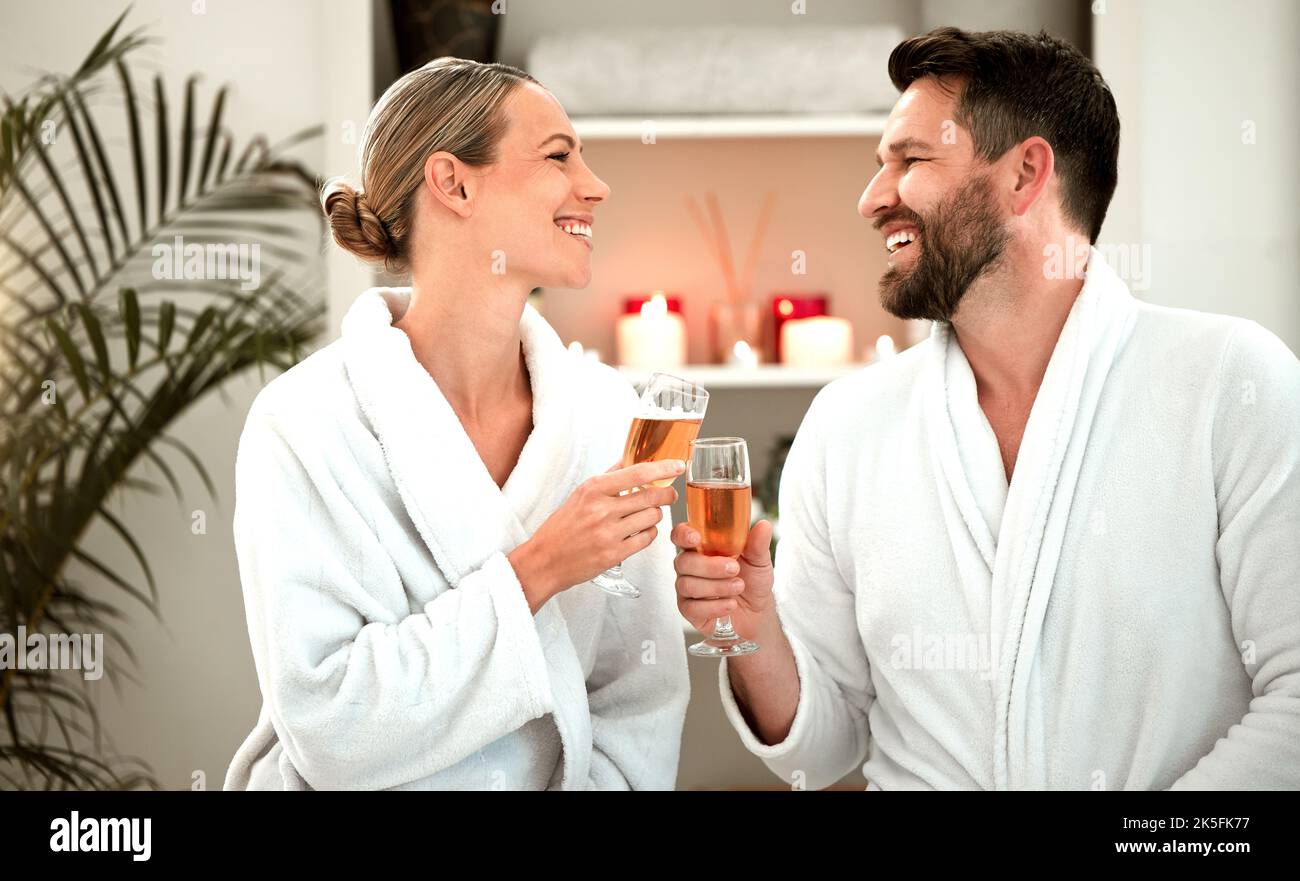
[925,247,1138,570]
[339,287,588,589]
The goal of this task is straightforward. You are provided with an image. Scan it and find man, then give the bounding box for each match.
[672,27,1300,790]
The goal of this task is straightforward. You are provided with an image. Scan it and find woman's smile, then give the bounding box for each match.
[554,214,594,250]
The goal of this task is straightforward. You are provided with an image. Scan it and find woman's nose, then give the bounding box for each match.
[578,165,611,204]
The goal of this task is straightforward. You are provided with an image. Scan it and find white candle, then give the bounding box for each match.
[873,334,896,362]
[780,316,853,367]
[616,294,687,368]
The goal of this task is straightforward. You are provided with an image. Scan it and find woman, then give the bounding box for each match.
[223,58,691,790]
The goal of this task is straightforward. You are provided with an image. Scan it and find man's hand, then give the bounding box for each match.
[671,519,775,637]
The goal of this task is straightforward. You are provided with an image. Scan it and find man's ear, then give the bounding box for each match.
[424,151,474,219]
[1010,136,1054,218]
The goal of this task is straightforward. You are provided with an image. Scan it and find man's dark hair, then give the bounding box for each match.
[888,27,1119,243]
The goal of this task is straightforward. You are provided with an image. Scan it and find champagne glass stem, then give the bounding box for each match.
[712,615,739,641]
[591,486,641,598]
[592,561,638,598]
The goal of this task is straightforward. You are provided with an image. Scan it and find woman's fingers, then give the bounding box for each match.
[618,504,663,537]
[619,524,659,556]
[601,459,684,494]
[614,484,676,513]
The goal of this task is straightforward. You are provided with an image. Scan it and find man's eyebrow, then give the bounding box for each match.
[875,137,934,167]
[538,133,581,152]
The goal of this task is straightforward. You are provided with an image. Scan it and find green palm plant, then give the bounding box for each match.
[0,10,326,789]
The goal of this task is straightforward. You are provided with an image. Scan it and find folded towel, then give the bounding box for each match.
[528,25,904,115]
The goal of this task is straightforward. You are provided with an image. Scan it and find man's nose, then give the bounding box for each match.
[858,167,898,221]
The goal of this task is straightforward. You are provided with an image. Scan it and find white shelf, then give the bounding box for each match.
[617,364,860,389]
[572,112,888,140]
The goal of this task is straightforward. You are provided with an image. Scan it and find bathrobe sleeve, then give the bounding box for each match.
[233,404,556,791]
[1171,321,1300,789]
[582,517,691,790]
[717,386,875,790]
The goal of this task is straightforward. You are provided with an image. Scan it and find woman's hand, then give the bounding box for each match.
[509,458,683,610]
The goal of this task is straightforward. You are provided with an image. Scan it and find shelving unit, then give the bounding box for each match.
[617,363,862,390]
[572,112,890,141]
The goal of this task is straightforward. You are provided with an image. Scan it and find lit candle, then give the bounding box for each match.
[728,340,759,368]
[780,316,853,367]
[616,293,687,368]
[770,294,828,361]
[874,334,896,362]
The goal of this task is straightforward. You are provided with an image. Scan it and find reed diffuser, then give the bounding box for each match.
[685,190,776,364]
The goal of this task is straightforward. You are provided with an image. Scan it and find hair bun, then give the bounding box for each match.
[322,179,395,264]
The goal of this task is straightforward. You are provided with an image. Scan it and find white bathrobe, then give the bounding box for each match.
[720,248,1300,790]
[224,288,689,791]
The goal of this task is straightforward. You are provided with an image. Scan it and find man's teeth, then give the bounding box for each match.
[558,221,592,239]
[886,229,918,253]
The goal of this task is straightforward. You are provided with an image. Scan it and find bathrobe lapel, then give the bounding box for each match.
[339,287,595,790]
[925,249,1138,788]
[924,326,1001,573]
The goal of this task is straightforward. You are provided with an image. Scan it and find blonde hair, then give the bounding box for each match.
[322,57,537,273]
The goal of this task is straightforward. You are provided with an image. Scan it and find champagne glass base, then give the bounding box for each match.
[688,635,759,658]
[591,569,640,599]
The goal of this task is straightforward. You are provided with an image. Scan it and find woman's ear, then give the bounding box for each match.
[424,151,474,218]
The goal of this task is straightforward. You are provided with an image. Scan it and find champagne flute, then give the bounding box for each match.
[686,437,759,657]
[591,372,709,599]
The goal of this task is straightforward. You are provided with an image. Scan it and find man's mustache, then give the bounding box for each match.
[873,209,926,234]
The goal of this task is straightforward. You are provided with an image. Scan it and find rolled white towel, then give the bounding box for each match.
[527,25,904,115]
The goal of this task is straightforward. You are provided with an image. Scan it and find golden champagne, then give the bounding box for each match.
[622,416,703,487]
[686,481,752,557]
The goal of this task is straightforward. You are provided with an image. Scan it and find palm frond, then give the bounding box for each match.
[1,10,326,789]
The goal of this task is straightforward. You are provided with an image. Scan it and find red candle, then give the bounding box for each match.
[624,293,684,315]
[771,294,828,362]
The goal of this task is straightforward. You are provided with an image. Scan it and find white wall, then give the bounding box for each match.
[1095,0,1300,352]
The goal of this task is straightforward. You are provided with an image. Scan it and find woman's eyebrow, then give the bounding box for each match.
[537,133,581,152]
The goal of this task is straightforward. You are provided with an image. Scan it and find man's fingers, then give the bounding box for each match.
[670,522,699,549]
[742,519,774,568]
[673,549,740,579]
[677,575,745,599]
[679,597,739,629]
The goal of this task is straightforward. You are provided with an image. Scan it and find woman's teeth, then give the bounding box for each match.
[557,221,592,240]
[886,229,918,253]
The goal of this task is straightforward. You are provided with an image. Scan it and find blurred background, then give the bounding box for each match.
[0,0,1296,790]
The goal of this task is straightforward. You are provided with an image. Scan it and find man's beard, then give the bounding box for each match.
[878,174,1011,322]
